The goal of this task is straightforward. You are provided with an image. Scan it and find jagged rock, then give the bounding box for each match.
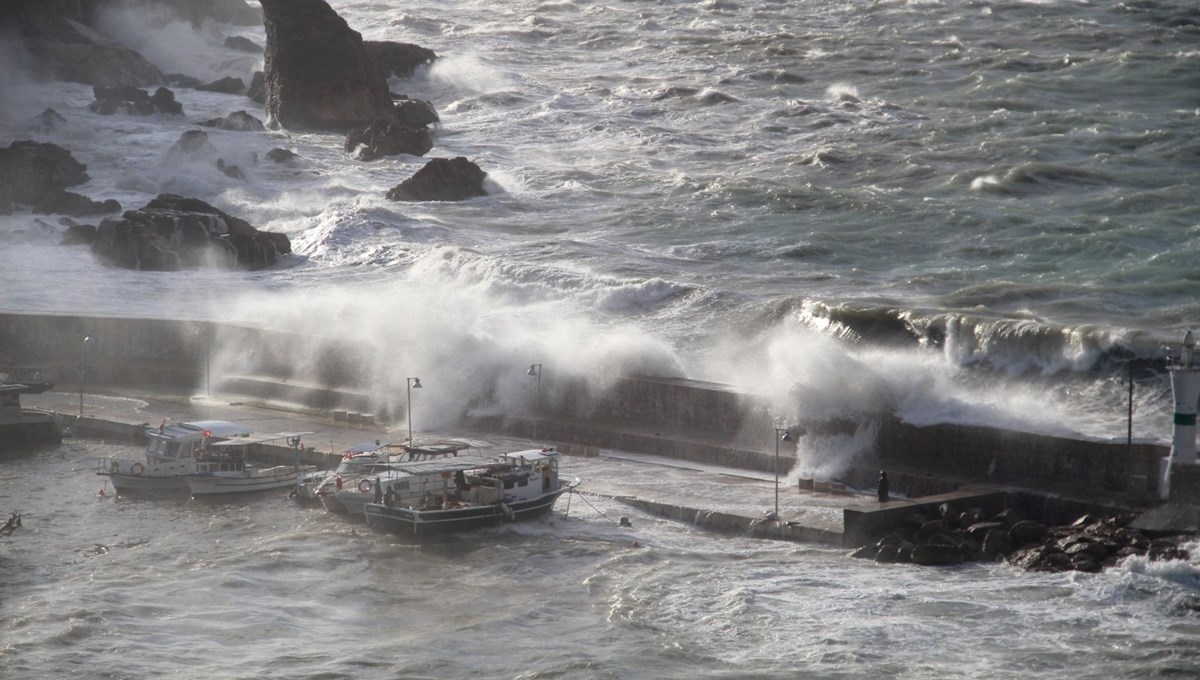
[90,86,182,116]
[1009,520,1048,547]
[266,148,299,163]
[392,96,440,129]
[911,543,964,566]
[385,157,487,202]
[966,521,1006,540]
[168,130,217,158]
[260,0,397,130]
[363,40,436,78]
[0,140,89,212]
[61,223,98,245]
[37,191,120,216]
[165,73,204,89]
[246,71,266,104]
[224,35,263,53]
[216,159,243,179]
[346,119,432,160]
[200,111,266,132]
[32,108,68,132]
[5,10,164,87]
[92,193,290,271]
[197,76,245,94]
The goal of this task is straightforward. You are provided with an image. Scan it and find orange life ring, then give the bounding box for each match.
[131,462,144,476]
[357,479,372,493]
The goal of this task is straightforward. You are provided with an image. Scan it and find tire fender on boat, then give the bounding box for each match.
[131,462,144,476]
[357,479,372,493]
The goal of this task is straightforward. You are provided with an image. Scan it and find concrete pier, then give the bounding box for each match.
[4,312,1194,543]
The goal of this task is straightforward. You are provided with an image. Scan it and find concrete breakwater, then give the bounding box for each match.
[3,312,1194,508]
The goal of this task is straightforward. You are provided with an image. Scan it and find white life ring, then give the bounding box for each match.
[131,462,144,476]
[357,479,373,493]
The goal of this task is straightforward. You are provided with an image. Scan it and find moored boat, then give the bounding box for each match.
[97,420,252,494]
[185,432,317,496]
[363,447,578,539]
[326,440,475,515]
[293,439,398,508]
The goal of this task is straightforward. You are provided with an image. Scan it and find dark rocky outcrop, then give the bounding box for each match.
[0,1,164,87]
[363,40,437,79]
[851,505,1192,574]
[92,194,290,271]
[345,119,433,161]
[89,85,183,116]
[392,96,440,129]
[265,148,299,164]
[260,0,397,130]
[165,73,204,89]
[0,140,89,215]
[32,108,68,132]
[200,110,266,132]
[246,71,266,104]
[223,35,263,53]
[196,76,245,94]
[39,191,120,216]
[385,157,488,202]
[61,223,99,245]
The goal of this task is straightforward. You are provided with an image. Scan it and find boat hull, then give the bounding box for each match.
[364,487,569,539]
[186,467,316,496]
[105,474,189,494]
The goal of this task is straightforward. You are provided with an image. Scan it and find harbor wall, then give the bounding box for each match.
[0,312,1180,503]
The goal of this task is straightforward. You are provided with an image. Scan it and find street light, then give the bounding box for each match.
[406,377,422,444]
[773,427,793,520]
[527,363,542,440]
[78,335,93,419]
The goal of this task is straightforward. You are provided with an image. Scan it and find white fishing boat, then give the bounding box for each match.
[185,432,317,496]
[326,440,474,516]
[292,439,398,507]
[363,447,578,540]
[97,420,252,494]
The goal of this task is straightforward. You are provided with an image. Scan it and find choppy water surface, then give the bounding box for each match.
[2,442,1200,678]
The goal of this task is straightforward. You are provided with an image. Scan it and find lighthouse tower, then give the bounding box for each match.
[1162,331,1200,498]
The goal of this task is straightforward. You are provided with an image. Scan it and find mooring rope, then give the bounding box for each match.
[568,488,624,526]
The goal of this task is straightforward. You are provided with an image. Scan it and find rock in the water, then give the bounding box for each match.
[90,86,182,116]
[260,0,397,130]
[92,194,290,271]
[9,12,164,87]
[392,96,440,129]
[246,71,266,104]
[385,157,487,202]
[61,223,99,245]
[197,76,245,94]
[32,108,68,132]
[346,119,433,160]
[201,111,266,132]
[0,140,89,213]
[363,40,437,78]
[911,543,965,566]
[266,148,299,163]
[224,35,263,53]
[37,191,120,216]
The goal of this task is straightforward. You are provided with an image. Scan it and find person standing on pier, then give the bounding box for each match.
[878,471,890,503]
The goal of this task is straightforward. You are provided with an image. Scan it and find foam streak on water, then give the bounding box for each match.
[1,443,1199,678]
[2,2,1198,440]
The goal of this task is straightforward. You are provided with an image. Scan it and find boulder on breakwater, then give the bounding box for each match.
[91,194,290,271]
[850,503,1191,573]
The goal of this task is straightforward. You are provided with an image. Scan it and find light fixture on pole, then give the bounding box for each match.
[79,335,93,420]
[406,377,422,444]
[527,363,542,440]
[773,427,793,520]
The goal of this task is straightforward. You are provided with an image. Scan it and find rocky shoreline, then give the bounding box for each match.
[0,0,487,269]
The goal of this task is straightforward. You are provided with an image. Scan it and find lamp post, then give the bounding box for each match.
[78,335,93,419]
[406,377,422,444]
[527,363,542,440]
[774,427,793,520]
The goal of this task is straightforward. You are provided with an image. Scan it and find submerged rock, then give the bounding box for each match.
[363,40,437,79]
[200,111,266,132]
[89,86,182,116]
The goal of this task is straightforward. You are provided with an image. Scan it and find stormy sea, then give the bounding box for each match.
[2,0,1200,677]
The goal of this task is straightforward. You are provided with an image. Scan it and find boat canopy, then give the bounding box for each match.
[148,420,252,440]
[501,448,561,465]
[206,431,317,448]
